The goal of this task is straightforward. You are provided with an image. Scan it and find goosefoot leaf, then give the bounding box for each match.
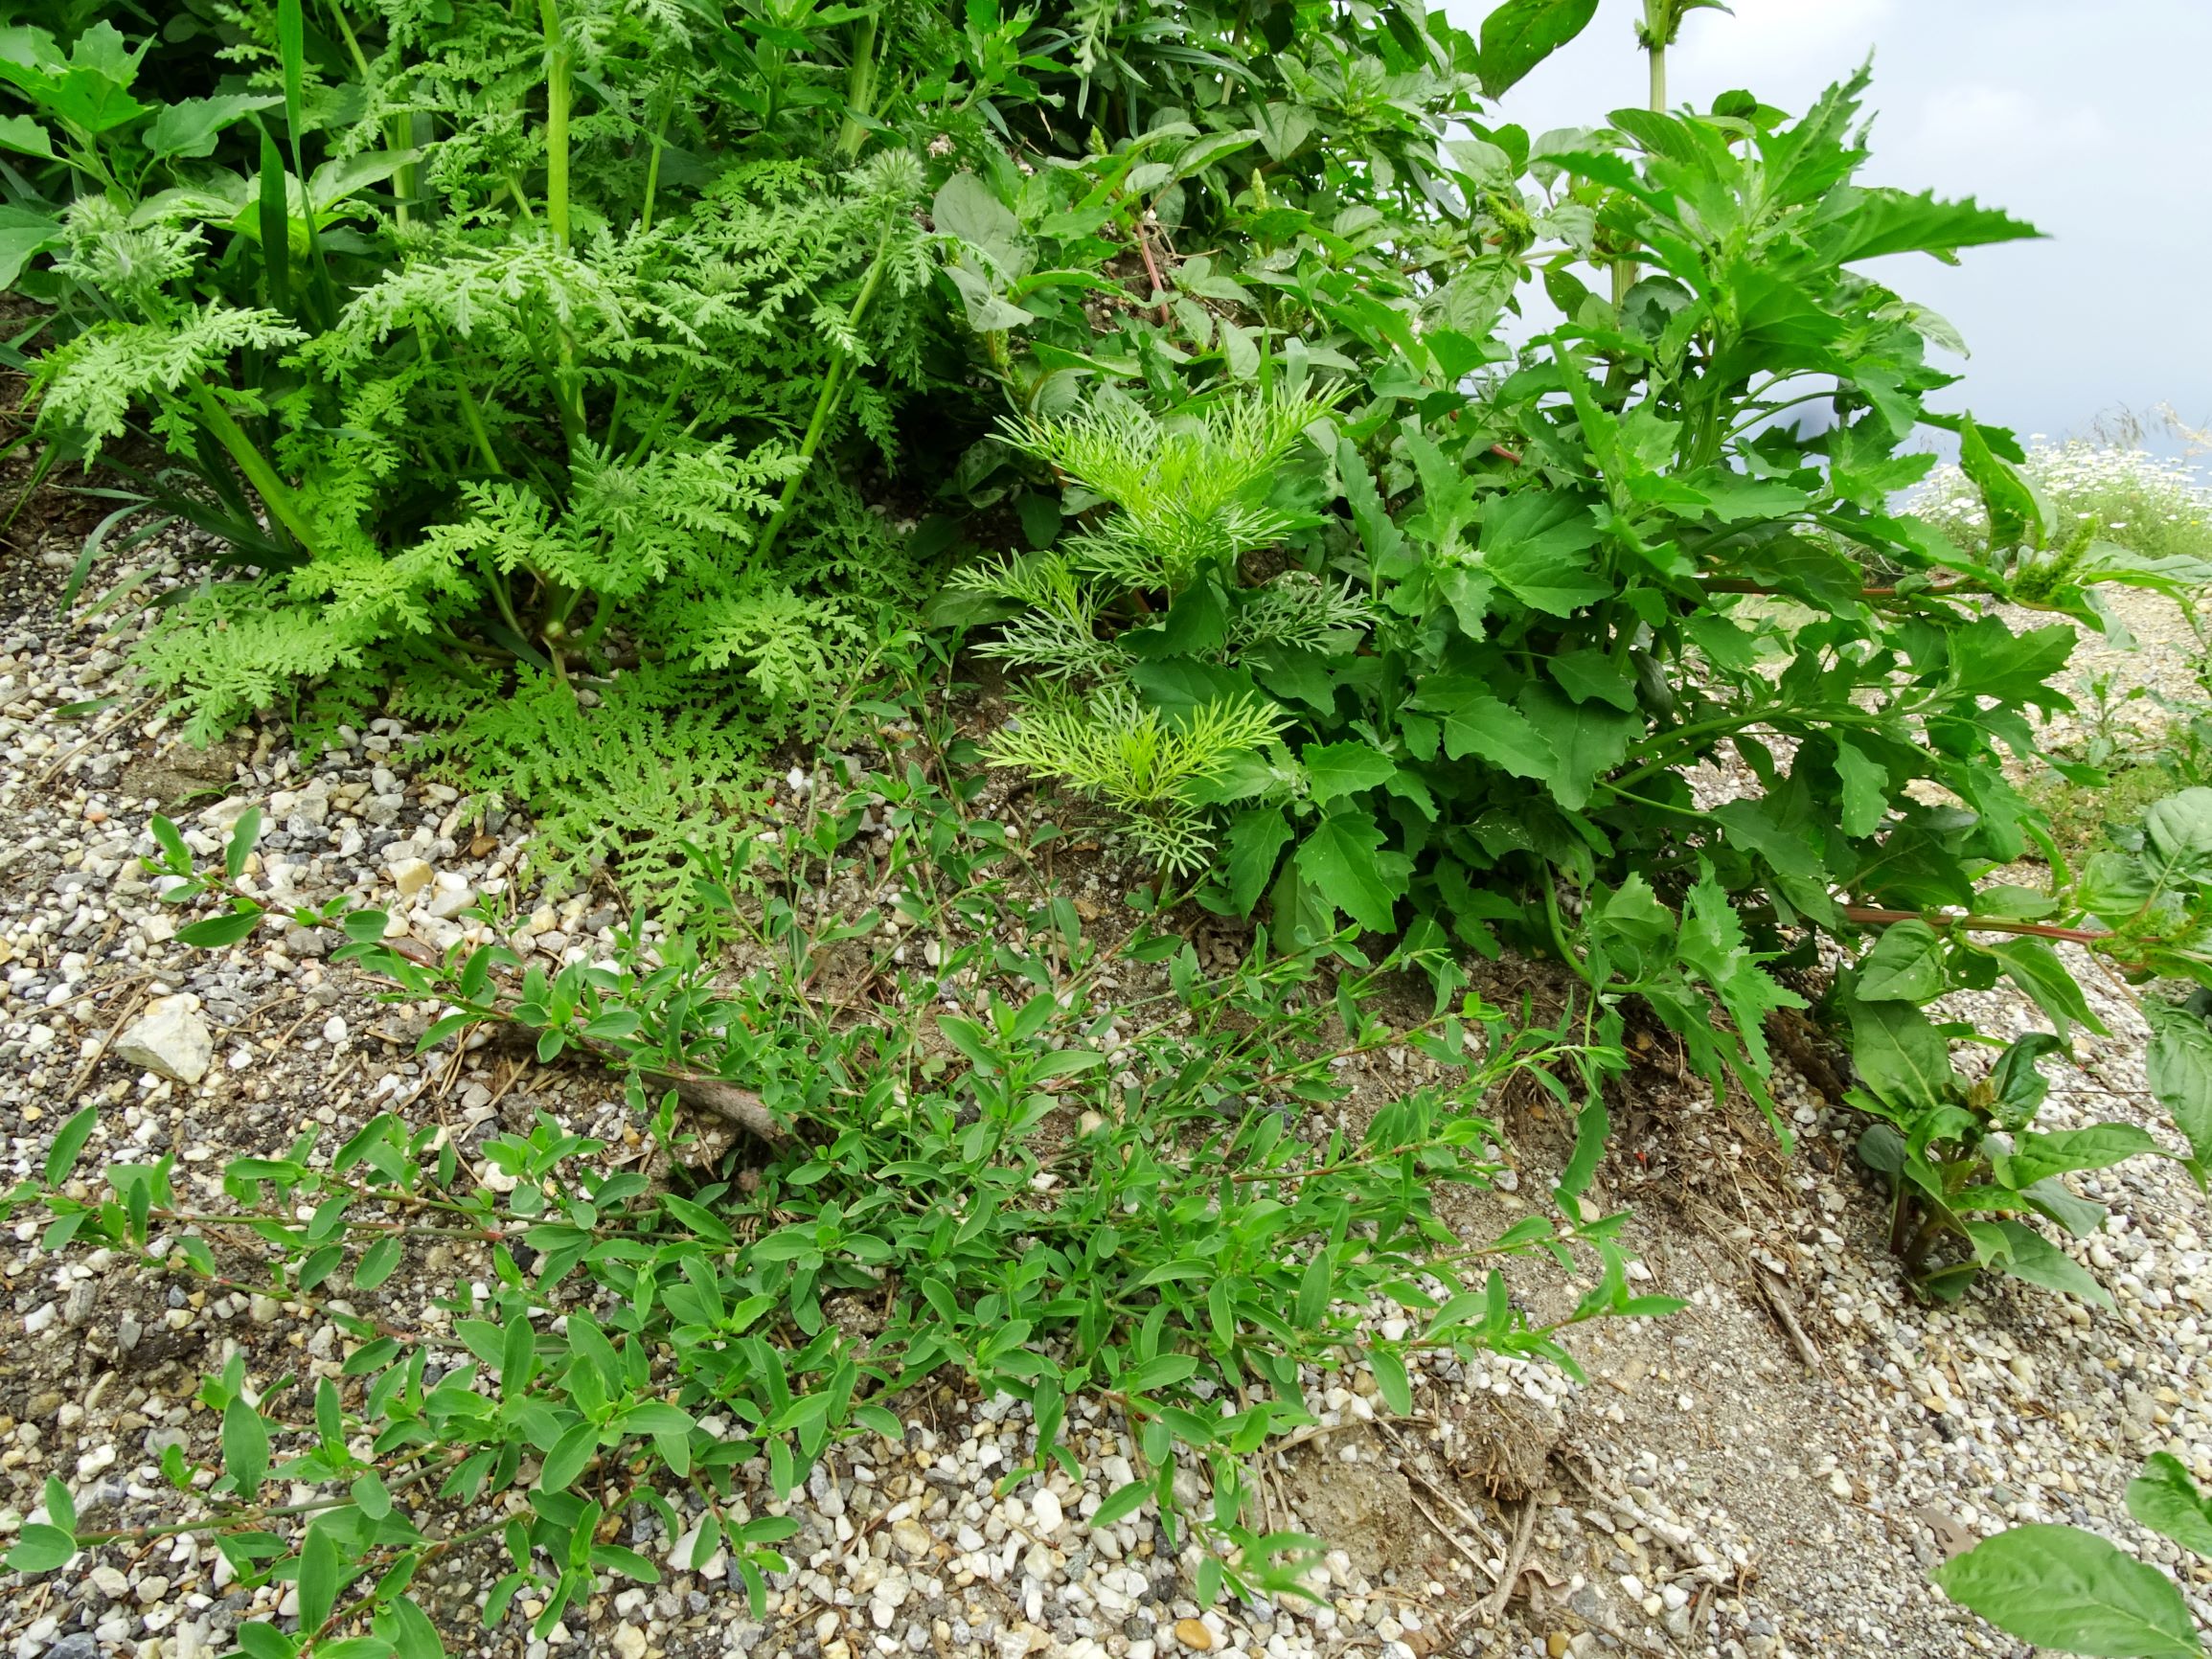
[1475,0,1600,98]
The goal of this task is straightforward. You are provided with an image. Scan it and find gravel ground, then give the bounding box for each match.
[1,517,2208,1659]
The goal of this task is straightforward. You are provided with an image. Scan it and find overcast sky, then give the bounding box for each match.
[1444,0,2212,454]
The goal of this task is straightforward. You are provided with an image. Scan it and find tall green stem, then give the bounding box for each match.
[836,13,882,161]
[1614,0,1676,305]
[535,0,588,449]
[748,206,901,570]
[324,0,414,228]
[538,0,571,249]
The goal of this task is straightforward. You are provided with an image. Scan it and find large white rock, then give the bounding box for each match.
[114,994,213,1084]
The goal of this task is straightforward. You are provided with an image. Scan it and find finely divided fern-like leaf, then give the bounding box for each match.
[1000,386,1340,589]
[986,685,1289,874]
[34,303,305,455]
[426,666,776,920]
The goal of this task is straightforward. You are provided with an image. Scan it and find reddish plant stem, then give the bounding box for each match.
[1131,219,1172,328]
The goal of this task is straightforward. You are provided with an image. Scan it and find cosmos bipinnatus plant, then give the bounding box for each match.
[957,385,1368,872]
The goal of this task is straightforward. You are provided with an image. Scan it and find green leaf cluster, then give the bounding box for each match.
[18,741,1676,1628]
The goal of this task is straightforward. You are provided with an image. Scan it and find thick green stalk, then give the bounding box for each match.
[538,0,571,249]
[1613,0,1675,306]
[534,0,588,449]
[835,13,882,161]
[748,207,901,570]
[189,382,326,558]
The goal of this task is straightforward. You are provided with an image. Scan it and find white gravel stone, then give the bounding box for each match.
[1029,1487,1063,1536]
[113,992,212,1083]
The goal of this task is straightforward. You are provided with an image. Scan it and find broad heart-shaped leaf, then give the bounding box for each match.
[1255,101,1317,163]
[1853,920,1945,1002]
[1294,808,1410,934]
[931,171,1023,270]
[2146,1005,2212,1182]
[1477,492,1609,616]
[1475,0,1599,97]
[1931,1524,2201,1657]
[1840,991,1953,1112]
[1990,1218,2111,1307]
[1301,740,1395,805]
[1407,674,1555,781]
[2128,1453,2212,1558]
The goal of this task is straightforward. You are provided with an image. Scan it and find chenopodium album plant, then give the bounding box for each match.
[1840,785,2212,1301]
[7,778,1678,1635]
[951,57,2212,1148]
